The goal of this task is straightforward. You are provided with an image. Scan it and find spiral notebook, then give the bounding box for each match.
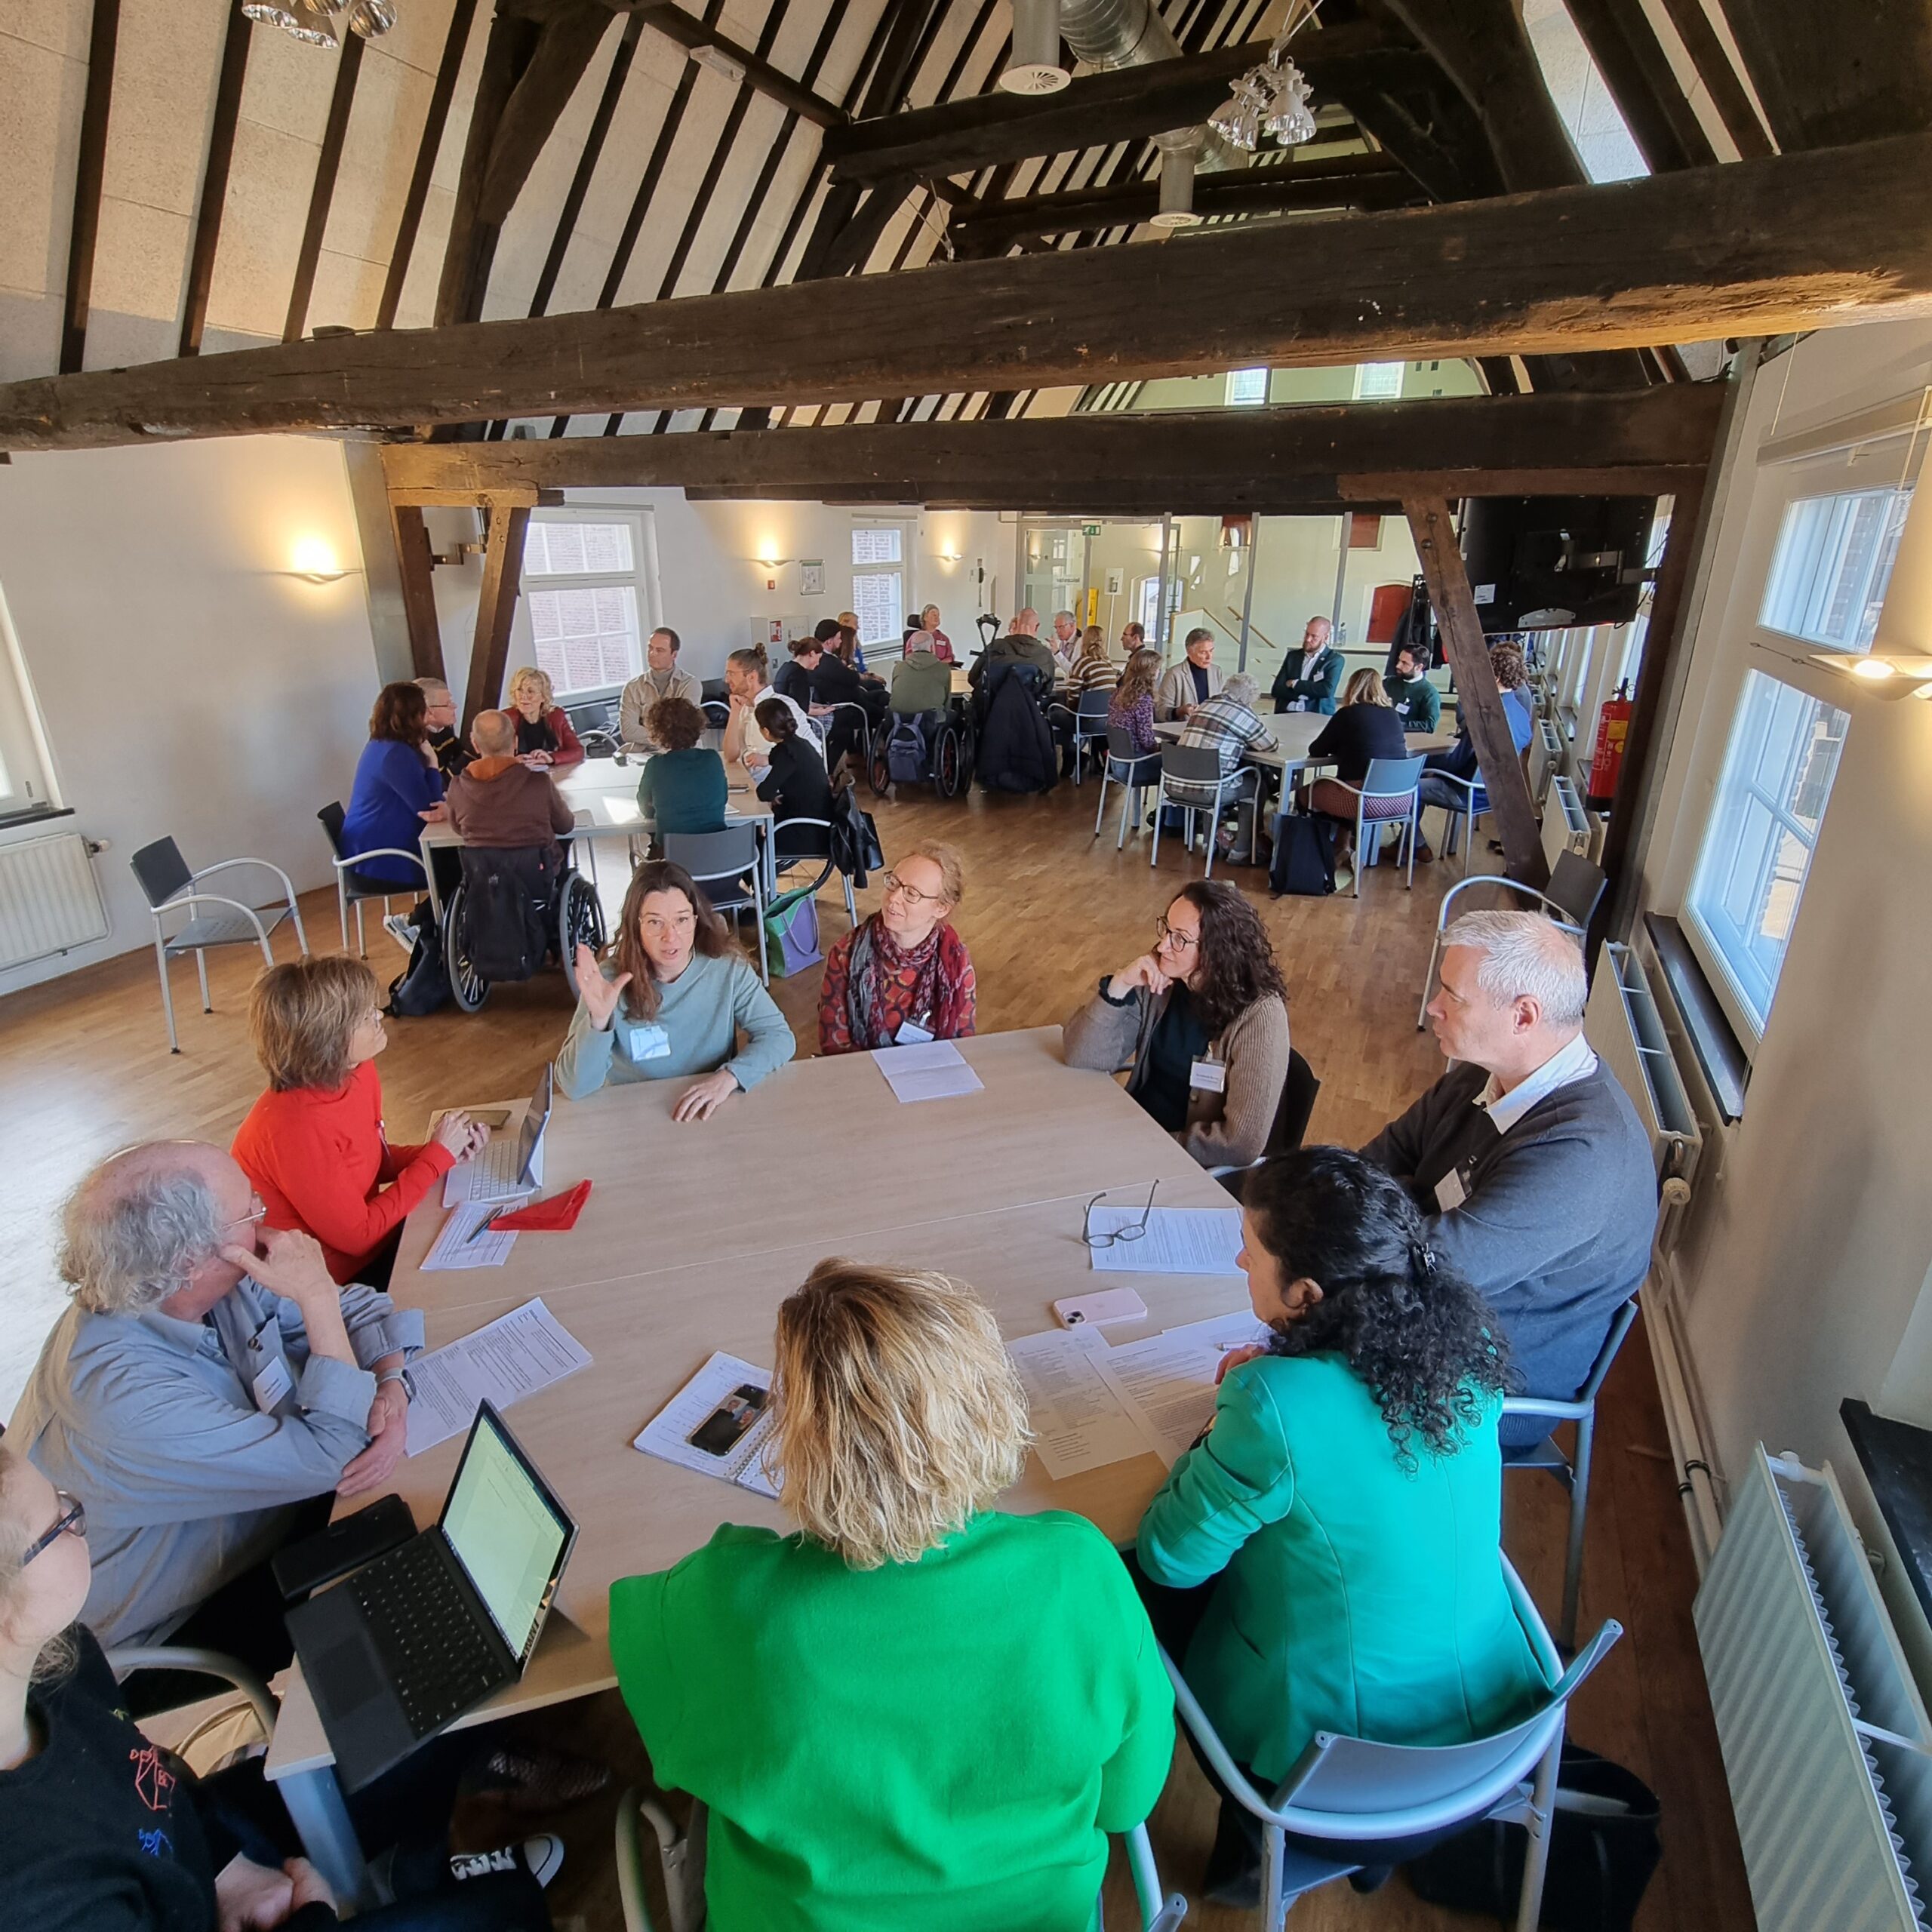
[632,1352,780,1499]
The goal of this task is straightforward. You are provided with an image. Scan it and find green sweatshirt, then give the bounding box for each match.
[609,1512,1175,1932]
[1383,672,1441,731]
[553,952,795,1098]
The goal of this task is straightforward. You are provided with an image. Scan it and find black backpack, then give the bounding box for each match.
[1269,814,1336,897]
[384,899,449,1017]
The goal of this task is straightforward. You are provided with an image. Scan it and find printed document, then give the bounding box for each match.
[405,1298,592,1456]
[870,1039,984,1103]
[1005,1327,1155,1478]
[634,1352,781,1499]
[1087,1308,1269,1466]
[1088,1207,1244,1275]
[420,1200,517,1270]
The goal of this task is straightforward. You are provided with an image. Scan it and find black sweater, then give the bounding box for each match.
[1307,703,1409,785]
[756,737,834,825]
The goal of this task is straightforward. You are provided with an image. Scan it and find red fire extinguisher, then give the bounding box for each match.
[1588,682,1633,810]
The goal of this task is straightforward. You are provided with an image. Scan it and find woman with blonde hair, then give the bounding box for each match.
[505,665,585,771]
[817,840,975,1054]
[608,1261,1174,1932]
[232,956,483,1286]
[1302,665,1412,881]
[1066,625,1119,696]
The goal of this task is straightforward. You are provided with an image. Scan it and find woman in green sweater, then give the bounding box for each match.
[633,696,727,837]
[559,860,792,1120]
[1135,1146,1551,1905]
[609,1260,1175,1932]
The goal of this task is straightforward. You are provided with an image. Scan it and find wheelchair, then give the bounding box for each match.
[868,699,975,800]
[441,841,605,1014]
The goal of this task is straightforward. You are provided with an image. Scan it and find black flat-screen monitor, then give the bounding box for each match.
[1459,496,1657,632]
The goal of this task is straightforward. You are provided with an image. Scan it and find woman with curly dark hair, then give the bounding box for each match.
[1063,879,1290,1169]
[1132,1146,1549,1905]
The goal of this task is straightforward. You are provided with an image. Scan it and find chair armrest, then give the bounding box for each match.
[335,848,428,878]
[106,1644,277,1735]
[156,892,275,946]
[1500,1392,1592,1423]
[190,856,302,909]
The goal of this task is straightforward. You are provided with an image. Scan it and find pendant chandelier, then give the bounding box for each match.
[1210,18,1319,153]
[238,0,395,48]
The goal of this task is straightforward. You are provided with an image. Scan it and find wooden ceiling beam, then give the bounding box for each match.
[617,2,844,128]
[1718,0,1932,152]
[8,134,1932,452]
[178,7,252,357]
[60,0,121,375]
[1652,0,1771,159]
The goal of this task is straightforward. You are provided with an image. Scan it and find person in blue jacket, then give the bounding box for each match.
[342,683,444,891]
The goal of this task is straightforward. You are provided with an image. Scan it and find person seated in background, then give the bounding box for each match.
[771,630,823,710]
[1492,638,1534,740]
[634,697,728,837]
[1064,881,1291,1172]
[1155,628,1225,721]
[1065,626,1120,697]
[1364,911,1656,1441]
[720,647,810,772]
[0,1438,565,1932]
[968,607,1057,689]
[344,683,445,891]
[1301,669,1410,884]
[619,626,703,753]
[560,862,794,1118]
[1171,672,1277,808]
[446,709,578,850]
[890,629,953,714]
[818,842,975,1056]
[1411,641,1536,863]
[918,602,955,663]
[834,611,871,675]
[754,701,834,846]
[504,666,584,772]
[1119,620,1146,657]
[1269,614,1343,715]
[233,957,484,1289]
[1133,1148,1549,1906]
[790,630,888,773]
[1049,608,1081,669]
[608,1260,1174,1932]
[1383,639,1441,731]
[1106,648,1164,759]
[8,1143,420,1665]
[415,676,471,780]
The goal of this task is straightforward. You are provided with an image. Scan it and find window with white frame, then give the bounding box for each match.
[1758,485,1914,652]
[1684,669,1849,1039]
[1225,368,1269,408]
[1354,361,1405,400]
[518,511,656,699]
[851,522,910,649]
[0,577,54,819]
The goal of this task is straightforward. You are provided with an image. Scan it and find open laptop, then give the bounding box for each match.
[443,1064,552,1206]
[286,1400,576,1791]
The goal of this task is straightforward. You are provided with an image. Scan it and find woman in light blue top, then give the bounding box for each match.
[559,861,794,1120]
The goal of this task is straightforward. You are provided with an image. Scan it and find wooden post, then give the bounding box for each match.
[463,502,529,731]
[392,504,445,679]
[1404,497,1549,888]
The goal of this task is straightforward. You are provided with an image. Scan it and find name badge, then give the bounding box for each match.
[1434,1167,1469,1213]
[615,1016,672,1063]
[251,1354,293,1414]
[1189,1057,1226,1094]
[896,1018,934,1045]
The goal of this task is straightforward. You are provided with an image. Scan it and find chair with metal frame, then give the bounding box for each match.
[1150,744,1259,880]
[1414,849,1607,1029]
[316,801,428,956]
[1092,725,1163,850]
[817,700,876,778]
[1311,754,1426,898]
[614,1794,1186,1932]
[130,838,309,1053]
[565,696,622,759]
[1501,1296,1641,1654]
[663,826,770,986]
[1161,1567,1622,1932]
[768,816,858,926]
[1068,687,1115,784]
[1421,768,1489,872]
[107,1644,279,1779]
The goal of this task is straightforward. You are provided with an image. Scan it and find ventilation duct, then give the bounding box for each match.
[1001,0,1071,94]
[1151,149,1200,227]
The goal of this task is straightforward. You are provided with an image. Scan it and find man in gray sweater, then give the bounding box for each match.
[1361,911,1656,1442]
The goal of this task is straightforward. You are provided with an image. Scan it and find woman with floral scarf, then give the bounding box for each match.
[818,841,977,1054]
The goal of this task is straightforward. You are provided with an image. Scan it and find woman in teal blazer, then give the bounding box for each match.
[1134,1145,1552,1904]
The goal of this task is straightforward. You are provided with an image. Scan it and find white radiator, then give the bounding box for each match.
[1540,773,1591,870]
[1586,939,1702,1201]
[1531,717,1562,809]
[0,830,109,971]
[1697,1447,1932,1932]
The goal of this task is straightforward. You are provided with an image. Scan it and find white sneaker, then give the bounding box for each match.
[383,912,417,953]
[448,1836,565,1890]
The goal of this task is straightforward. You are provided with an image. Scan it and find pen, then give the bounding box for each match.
[466,1206,504,1246]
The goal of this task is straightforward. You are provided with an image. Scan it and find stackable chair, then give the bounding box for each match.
[1314,754,1426,897]
[1093,726,1163,848]
[663,826,769,986]
[1150,746,1260,880]
[1416,850,1607,1028]
[1205,1049,1321,1191]
[317,801,428,955]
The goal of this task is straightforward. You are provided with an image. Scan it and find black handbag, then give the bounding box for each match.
[1404,1743,1662,1932]
[1269,813,1336,897]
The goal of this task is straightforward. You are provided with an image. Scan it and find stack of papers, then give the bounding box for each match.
[1088,1206,1243,1276]
[1006,1329,1155,1480]
[870,1039,984,1103]
[634,1352,781,1499]
[421,1201,517,1271]
[1084,1309,1270,1466]
[404,1299,592,1456]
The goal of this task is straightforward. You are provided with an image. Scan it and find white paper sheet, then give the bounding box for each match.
[404,1298,592,1455]
[633,1352,780,1498]
[1088,1206,1244,1275]
[420,1200,519,1271]
[1086,1308,1270,1467]
[1006,1327,1157,1478]
[869,1039,985,1103]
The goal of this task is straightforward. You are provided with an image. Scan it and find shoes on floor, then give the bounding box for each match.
[448,1835,565,1890]
[383,912,417,953]
[470,1741,612,1811]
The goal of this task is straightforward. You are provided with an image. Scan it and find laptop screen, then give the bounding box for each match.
[515,1063,553,1188]
[441,1402,574,1663]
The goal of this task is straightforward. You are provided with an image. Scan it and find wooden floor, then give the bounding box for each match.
[0,773,1755,1932]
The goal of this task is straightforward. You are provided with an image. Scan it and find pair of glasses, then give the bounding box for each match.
[22,1490,85,1566]
[1082,1178,1161,1249]
[1154,917,1199,952]
[882,872,942,906]
[221,1195,268,1235]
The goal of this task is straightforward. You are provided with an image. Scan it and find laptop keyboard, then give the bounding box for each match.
[349,1539,503,1735]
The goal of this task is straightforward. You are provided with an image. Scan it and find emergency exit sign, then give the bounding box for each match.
[1081,524,1101,537]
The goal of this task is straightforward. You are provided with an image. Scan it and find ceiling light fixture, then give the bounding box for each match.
[1211,9,1320,153]
[1810,648,1932,697]
[239,0,395,48]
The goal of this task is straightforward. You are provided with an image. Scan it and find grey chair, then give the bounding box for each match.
[317,801,427,955]
[1416,850,1607,1028]
[768,815,858,925]
[1502,1296,1641,1652]
[1152,744,1259,880]
[1421,768,1487,870]
[1162,1566,1622,1932]
[663,826,769,986]
[1093,725,1162,849]
[1206,1048,1321,1187]
[614,1794,1186,1932]
[1071,687,1114,783]
[566,696,622,758]
[1313,753,1426,897]
[131,837,309,1052]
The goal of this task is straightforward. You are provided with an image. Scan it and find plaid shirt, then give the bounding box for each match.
[1171,694,1276,801]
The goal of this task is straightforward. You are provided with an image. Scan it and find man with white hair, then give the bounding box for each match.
[9,1140,422,1656]
[1155,626,1226,722]
[416,674,470,778]
[1049,608,1081,669]
[1171,669,1278,808]
[1362,911,1656,1435]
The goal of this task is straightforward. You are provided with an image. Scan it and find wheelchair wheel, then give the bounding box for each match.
[868,733,892,797]
[935,724,964,799]
[443,884,489,1012]
[558,872,604,998]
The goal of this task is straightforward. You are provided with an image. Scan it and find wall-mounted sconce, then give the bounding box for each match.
[1811,649,1932,698]
[286,537,352,583]
[753,555,792,592]
[938,549,963,565]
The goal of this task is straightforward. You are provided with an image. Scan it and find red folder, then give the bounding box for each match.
[490,1179,592,1232]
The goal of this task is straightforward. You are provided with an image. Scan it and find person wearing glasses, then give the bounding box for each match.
[232,957,486,1291]
[817,842,976,1055]
[560,860,794,1118]
[8,1141,422,1669]
[1063,881,1291,1171]
[1130,1147,1546,1906]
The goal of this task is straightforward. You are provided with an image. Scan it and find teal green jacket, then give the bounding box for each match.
[1383,672,1442,731]
[1137,1352,1549,1783]
[611,1512,1174,1932]
[636,746,728,835]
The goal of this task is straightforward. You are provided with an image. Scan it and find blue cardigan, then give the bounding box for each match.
[343,738,441,885]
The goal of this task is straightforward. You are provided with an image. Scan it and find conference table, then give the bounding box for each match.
[263,1027,1253,1898]
[1152,711,1453,778]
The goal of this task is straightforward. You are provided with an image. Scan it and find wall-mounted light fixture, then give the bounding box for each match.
[753,552,792,592]
[1810,649,1932,698]
[287,537,351,583]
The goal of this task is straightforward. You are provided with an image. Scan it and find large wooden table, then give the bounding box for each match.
[1152,710,1452,775]
[263,1028,1248,1897]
